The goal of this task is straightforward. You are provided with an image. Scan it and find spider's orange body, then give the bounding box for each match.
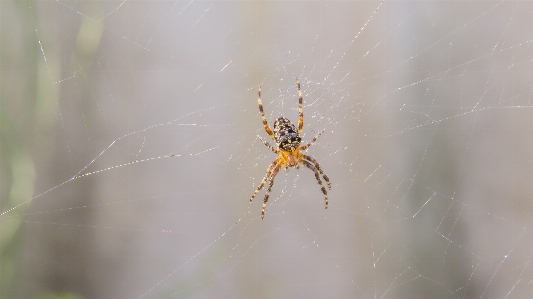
[280,148,301,168]
[250,79,331,219]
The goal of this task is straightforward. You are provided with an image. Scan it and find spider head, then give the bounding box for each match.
[273,117,301,152]
[280,148,302,168]
[286,153,300,167]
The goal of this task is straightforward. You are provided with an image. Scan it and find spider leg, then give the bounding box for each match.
[250,159,280,203]
[262,163,282,219]
[258,135,279,154]
[300,130,324,151]
[296,79,304,135]
[301,160,329,209]
[302,154,331,190]
[257,86,275,140]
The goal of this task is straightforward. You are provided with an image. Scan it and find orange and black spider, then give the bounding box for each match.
[250,79,331,219]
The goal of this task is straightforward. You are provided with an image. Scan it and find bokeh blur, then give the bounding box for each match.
[2,1,533,298]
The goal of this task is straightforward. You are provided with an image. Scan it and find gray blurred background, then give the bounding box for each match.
[2,1,533,298]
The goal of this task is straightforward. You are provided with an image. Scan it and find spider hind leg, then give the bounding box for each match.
[257,86,275,140]
[296,78,304,134]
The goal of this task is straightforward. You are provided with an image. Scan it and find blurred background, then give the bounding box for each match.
[2,1,533,298]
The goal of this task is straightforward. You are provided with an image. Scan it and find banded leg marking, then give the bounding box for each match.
[258,86,275,140]
[300,130,324,151]
[262,163,281,219]
[250,159,279,203]
[302,160,329,209]
[303,154,331,190]
[297,79,304,135]
[258,136,279,154]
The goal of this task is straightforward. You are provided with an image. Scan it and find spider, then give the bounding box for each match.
[250,79,331,219]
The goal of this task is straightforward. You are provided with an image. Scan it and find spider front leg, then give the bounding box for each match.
[262,163,281,219]
[301,160,329,209]
[302,154,331,190]
[250,159,280,203]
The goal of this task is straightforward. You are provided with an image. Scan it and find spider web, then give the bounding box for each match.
[2,0,533,298]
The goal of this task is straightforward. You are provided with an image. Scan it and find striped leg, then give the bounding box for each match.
[250,159,279,203]
[258,136,279,154]
[296,79,304,134]
[257,86,275,140]
[262,163,281,219]
[300,130,324,151]
[301,160,329,209]
[303,154,331,190]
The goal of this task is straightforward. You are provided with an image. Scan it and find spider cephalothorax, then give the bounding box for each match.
[250,79,331,219]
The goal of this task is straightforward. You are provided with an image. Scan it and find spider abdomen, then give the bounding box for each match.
[273,117,301,152]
